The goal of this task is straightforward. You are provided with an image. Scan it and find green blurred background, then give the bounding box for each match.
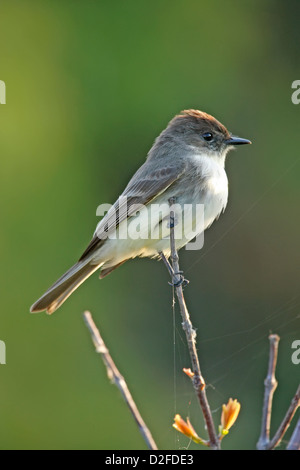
[0,0,299,450]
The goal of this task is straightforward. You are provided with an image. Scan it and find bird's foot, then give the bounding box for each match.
[169,271,189,288]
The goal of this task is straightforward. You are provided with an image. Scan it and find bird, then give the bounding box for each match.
[30,109,251,314]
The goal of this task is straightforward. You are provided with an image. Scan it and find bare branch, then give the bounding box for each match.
[269,385,300,450]
[163,197,220,450]
[257,334,300,450]
[83,311,158,450]
[257,334,280,450]
[287,417,300,450]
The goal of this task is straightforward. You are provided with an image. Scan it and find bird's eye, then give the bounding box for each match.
[202,132,214,142]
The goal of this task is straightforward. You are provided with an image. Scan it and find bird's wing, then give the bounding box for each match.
[78,162,185,261]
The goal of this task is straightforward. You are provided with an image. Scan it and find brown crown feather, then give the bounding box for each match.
[178,109,230,137]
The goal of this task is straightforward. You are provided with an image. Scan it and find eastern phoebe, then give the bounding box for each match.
[30,109,251,314]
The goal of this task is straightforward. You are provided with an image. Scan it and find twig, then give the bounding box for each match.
[287,417,300,450]
[269,384,300,450]
[257,334,300,450]
[257,334,280,449]
[164,197,220,450]
[83,311,158,450]
[159,251,175,278]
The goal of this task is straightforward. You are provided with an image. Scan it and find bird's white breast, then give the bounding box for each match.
[191,153,228,225]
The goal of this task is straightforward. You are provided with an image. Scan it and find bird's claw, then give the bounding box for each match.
[168,271,189,288]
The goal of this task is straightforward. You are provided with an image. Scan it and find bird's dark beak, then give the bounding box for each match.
[225,135,252,146]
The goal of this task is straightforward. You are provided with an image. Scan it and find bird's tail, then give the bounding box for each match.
[30,259,101,315]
